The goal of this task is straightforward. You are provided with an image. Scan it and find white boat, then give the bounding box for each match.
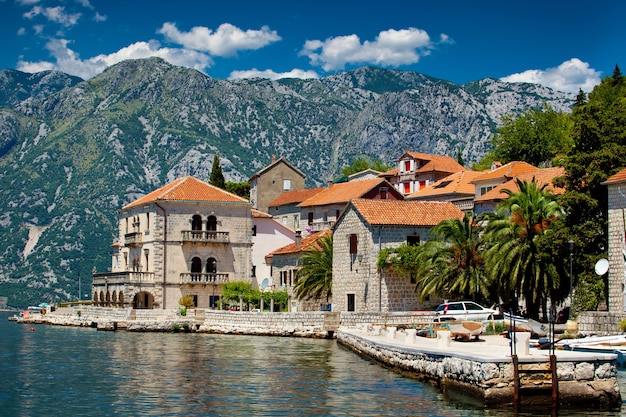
[447,321,484,341]
[503,312,531,332]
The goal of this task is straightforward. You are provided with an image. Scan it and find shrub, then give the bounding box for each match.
[620,319,626,333]
[172,324,181,332]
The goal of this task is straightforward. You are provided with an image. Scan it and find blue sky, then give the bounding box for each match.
[0,0,623,94]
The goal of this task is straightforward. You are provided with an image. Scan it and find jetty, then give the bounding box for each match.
[338,325,621,410]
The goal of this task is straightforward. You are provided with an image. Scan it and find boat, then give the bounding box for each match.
[503,312,532,333]
[557,335,626,367]
[447,321,484,341]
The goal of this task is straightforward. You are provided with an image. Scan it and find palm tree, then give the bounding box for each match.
[414,212,487,302]
[293,233,333,304]
[483,179,563,320]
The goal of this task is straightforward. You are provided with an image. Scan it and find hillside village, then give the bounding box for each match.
[92,150,580,313]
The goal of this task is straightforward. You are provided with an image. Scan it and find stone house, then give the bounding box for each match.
[298,178,404,234]
[406,170,483,212]
[379,151,465,195]
[473,166,565,214]
[251,209,296,291]
[266,187,325,232]
[92,176,253,309]
[332,199,464,312]
[602,167,626,312]
[249,156,306,214]
[267,229,332,312]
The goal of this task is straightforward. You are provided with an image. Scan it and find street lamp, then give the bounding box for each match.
[568,240,574,307]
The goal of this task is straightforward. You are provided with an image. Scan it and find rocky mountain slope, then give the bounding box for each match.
[0,57,574,307]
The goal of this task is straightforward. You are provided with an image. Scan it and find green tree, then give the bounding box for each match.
[294,233,333,303]
[483,179,563,320]
[484,103,573,167]
[209,154,226,189]
[225,181,250,199]
[415,213,487,302]
[336,155,391,182]
[222,281,254,308]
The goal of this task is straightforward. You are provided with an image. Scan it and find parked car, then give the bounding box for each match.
[434,301,498,321]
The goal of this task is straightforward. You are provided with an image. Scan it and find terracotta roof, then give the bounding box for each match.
[249,157,306,180]
[379,167,398,177]
[603,167,626,185]
[471,161,538,183]
[267,187,326,207]
[475,167,566,202]
[405,152,465,174]
[123,176,248,210]
[252,209,273,218]
[407,170,483,199]
[269,229,331,256]
[350,199,464,226]
[298,178,395,208]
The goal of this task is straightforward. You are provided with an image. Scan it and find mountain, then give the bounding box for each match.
[0,57,574,307]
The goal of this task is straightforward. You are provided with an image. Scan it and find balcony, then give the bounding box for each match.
[308,220,335,233]
[93,271,155,285]
[180,272,230,285]
[124,232,142,247]
[181,230,230,244]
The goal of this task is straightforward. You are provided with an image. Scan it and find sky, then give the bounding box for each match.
[0,0,623,94]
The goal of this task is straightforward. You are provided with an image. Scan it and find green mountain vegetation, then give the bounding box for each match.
[0,57,574,308]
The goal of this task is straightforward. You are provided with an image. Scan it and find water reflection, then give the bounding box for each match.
[0,313,624,417]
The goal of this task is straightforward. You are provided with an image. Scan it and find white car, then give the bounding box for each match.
[434,301,498,321]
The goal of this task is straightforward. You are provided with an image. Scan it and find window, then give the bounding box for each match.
[407,235,420,246]
[404,160,411,172]
[192,295,198,308]
[403,182,411,194]
[146,212,150,231]
[308,212,314,226]
[207,215,217,231]
[380,187,388,200]
[206,258,217,274]
[252,265,256,278]
[191,215,202,231]
[293,215,299,230]
[435,181,452,189]
[349,234,358,254]
[282,216,287,225]
[283,179,291,191]
[191,257,202,273]
[252,225,257,236]
[347,294,355,312]
[480,186,495,196]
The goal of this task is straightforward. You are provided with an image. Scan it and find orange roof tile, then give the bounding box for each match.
[471,161,538,183]
[267,187,326,207]
[269,229,331,255]
[123,176,248,210]
[379,167,398,177]
[475,167,565,202]
[603,167,626,184]
[298,178,394,208]
[350,199,464,226]
[407,170,483,199]
[252,209,273,218]
[403,152,465,174]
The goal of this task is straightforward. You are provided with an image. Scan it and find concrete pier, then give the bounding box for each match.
[337,327,621,409]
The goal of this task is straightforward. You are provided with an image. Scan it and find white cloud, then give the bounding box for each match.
[501,58,601,94]
[23,5,81,27]
[299,28,450,71]
[228,68,319,80]
[17,27,26,36]
[16,0,40,5]
[158,22,281,57]
[17,38,214,80]
[93,12,107,22]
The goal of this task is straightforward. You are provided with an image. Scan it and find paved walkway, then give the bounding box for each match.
[340,327,619,363]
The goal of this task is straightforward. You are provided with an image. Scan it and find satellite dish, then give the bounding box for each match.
[595,258,609,276]
[260,278,269,290]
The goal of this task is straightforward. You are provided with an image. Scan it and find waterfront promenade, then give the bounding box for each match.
[11,306,623,410]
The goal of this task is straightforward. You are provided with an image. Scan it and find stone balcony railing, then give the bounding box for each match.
[180,272,230,285]
[93,271,155,286]
[308,221,335,232]
[181,230,230,244]
[124,232,142,247]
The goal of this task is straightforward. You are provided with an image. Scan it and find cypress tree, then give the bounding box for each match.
[209,155,226,189]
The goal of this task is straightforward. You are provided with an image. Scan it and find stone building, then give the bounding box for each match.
[267,229,332,312]
[602,167,626,312]
[379,151,465,195]
[406,170,483,212]
[92,176,253,309]
[266,187,325,232]
[332,199,464,312]
[249,156,306,214]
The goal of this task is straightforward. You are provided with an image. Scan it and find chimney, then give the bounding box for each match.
[295,230,302,246]
[272,154,276,163]
[327,180,333,188]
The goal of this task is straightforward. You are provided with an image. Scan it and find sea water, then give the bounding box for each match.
[0,311,624,417]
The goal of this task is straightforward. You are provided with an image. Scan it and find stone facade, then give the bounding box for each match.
[332,206,436,312]
[93,177,253,310]
[249,157,306,214]
[606,176,626,312]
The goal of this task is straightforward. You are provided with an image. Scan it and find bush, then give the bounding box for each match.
[620,319,626,333]
[172,324,181,332]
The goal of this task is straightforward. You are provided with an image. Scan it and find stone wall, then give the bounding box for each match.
[606,182,626,312]
[337,330,621,408]
[578,311,626,335]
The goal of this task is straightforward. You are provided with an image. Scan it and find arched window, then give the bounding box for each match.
[206,257,217,273]
[207,215,217,231]
[191,215,202,230]
[191,257,202,273]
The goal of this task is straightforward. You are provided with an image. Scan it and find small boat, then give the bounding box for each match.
[503,312,532,333]
[527,318,548,337]
[447,321,484,341]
